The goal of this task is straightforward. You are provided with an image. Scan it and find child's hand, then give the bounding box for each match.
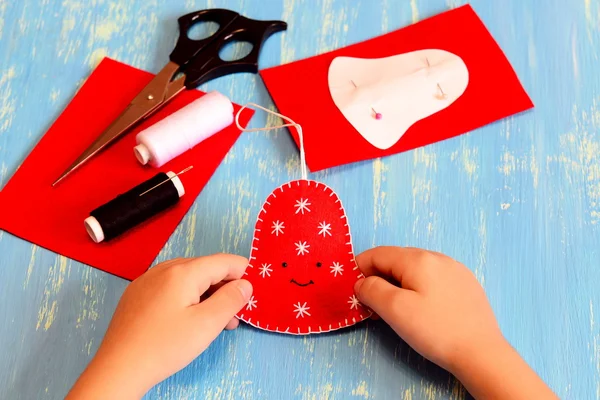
[354,246,500,371]
[67,254,252,399]
[354,247,557,400]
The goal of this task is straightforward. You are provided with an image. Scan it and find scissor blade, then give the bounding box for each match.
[52,102,150,186]
[52,62,182,186]
[161,75,187,105]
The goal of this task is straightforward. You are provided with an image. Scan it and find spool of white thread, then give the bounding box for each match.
[134,91,234,167]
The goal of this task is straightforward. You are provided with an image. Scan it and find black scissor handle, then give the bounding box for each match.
[169,9,240,67]
[182,15,287,89]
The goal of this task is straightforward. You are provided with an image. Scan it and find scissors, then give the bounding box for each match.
[53,9,287,186]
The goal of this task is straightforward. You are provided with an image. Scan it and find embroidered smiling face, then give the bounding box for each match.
[237,180,371,335]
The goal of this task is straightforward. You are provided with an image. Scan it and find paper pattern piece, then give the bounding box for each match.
[0,58,253,281]
[328,50,469,150]
[260,5,534,171]
[237,179,371,335]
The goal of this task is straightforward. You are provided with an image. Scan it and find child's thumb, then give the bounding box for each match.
[355,276,416,328]
[194,280,253,337]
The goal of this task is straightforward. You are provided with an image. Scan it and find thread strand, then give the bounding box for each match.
[235,103,308,181]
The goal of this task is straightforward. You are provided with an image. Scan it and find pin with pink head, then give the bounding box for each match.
[351,80,382,120]
[371,107,383,120]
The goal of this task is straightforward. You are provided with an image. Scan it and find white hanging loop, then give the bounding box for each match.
[235,103,308,181]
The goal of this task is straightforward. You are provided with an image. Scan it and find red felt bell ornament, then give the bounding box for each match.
[234,104,371,335]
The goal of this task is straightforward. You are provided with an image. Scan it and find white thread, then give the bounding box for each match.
[235,103,308,180]
[135,92,234,167]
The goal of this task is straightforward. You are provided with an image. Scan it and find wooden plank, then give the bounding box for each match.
[0,0,598,398]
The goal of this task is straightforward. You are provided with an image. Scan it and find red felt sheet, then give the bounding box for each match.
[260,5,534,171]
[0,58,253,281]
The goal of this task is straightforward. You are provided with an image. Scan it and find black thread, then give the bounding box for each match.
[90,173,180,241]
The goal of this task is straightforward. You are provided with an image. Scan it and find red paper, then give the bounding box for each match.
[0,58,253,281]
[260,5,534,171]
[237,179,371,335]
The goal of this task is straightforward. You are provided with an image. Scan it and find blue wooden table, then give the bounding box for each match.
[1,0,598,398]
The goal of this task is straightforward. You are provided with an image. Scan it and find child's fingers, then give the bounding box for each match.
[155,258,191,270]
[225,318,239,330]
[193,280,252,337]
[180,254,249,296]
[203,285,242,330]
[356,247,433,291]
[355,276,418,329]
[202,281,226,299]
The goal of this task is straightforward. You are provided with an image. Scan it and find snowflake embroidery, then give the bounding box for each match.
[318,221,332,237]
[293,302,311,318]
[294,198,312,214]
[271,220,285,236]
[330,262,344,277]
[295,241,310,256]
[348,295,360,310]
[259,263,272,278]
[246,296,258,311]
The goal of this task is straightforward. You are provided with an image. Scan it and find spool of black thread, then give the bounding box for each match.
[84,172,185,243]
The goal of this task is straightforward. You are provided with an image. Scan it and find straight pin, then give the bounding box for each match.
[351,79,384,119]
[436,83,448,100]
[371,107,383,120]
[427,58,449,100]
[352,79,383,119]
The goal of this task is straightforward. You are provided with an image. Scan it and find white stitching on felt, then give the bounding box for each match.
[241,179,373,336]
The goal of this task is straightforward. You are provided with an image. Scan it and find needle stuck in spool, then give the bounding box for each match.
[139,166,194,197]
